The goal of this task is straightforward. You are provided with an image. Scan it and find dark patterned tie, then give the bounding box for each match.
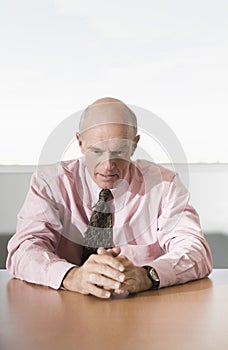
[81,189,113,264]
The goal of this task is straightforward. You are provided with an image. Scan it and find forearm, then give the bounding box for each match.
[156,176,213,287]
[7,238,76,289]
[151,237,213,288]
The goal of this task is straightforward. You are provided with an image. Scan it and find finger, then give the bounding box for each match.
[116,255,132,267]
[114,283,131,295]
[113,289,130,297]
[87,283,111,299]
[83,256,125,283]
[89,273,121,291]
[97,247,121,257]
[92,253,125,272]
[88,262,125,284]
[97,247,109,255]
[114,268,142,294]
[107,247,121,257]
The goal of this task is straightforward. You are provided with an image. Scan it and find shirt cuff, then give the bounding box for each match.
[150,259,176,288]
[47,260,77,290]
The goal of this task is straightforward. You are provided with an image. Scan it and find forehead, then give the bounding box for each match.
[82,123,135,148]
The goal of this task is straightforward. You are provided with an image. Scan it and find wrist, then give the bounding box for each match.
[142,268,153,290]
[61,266,79,290]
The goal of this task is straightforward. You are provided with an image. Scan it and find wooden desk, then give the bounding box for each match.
[0,269,227,350]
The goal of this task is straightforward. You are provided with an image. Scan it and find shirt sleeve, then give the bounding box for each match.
[6,170,76,289]
[151,173,213,288]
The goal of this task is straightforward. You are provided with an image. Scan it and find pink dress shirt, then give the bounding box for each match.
[6,158,212,289]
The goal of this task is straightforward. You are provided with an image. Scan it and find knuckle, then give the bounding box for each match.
[100,265,111,276]
[88,285,98,296]
[120,255,128,262]
[89,273,99,284]
[116,256,125,263]
[87,254,96,262]
[88,283,98,293]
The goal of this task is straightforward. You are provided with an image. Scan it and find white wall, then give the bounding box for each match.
[187,164,228,234]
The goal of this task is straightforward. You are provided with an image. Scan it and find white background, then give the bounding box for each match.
[0,0,228,164]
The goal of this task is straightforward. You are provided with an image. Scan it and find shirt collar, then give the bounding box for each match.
[83,161,131,212]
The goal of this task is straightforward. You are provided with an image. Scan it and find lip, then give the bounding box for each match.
[97,173,118,181]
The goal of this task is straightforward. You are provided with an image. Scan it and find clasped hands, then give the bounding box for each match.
[62,247,152,299]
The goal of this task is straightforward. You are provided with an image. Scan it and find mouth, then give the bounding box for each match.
[97,173,118,181]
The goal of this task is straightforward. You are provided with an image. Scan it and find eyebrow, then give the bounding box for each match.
[89,144,130,152]
[89,146,103,152]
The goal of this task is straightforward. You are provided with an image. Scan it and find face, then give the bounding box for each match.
[77,123,140,189]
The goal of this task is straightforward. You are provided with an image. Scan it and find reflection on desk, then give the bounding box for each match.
[0,269,227,350]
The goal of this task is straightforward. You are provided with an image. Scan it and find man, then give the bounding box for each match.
[7,97,212,299]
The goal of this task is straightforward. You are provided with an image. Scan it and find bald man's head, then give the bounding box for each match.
[79,97,137,136]
[76,97,140,188]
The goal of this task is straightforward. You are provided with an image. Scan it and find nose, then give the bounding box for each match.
[103,156,115,171]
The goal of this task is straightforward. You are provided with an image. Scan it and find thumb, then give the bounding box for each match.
[97,247,121,257]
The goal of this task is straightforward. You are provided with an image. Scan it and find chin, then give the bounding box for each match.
[98,179,119,189]
[99,181,115,189]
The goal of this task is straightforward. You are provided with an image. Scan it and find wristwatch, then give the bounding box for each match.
[142,266,160,290]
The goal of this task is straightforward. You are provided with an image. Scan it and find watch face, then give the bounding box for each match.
[143,266,160,289]
[150,268,160,282]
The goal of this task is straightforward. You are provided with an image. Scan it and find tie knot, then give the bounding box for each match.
[99,189,112,201]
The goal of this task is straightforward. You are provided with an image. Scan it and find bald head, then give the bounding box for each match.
[79,97,137,135]
[91,97,122,105]
[76,97,140,188]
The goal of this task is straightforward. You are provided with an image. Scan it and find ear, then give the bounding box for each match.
[76,132,85,154]
[131,134,140,156]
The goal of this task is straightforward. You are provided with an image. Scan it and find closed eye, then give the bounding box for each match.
[90,147,103,155]
[112,151,123,157]
[111,147,130,157]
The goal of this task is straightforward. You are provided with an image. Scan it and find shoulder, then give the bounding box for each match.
[29,158,85,200]
[33,158,85,186]
[36,158,82,176]
[133,159,176,184]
